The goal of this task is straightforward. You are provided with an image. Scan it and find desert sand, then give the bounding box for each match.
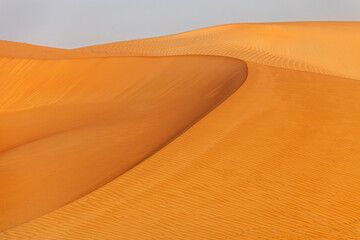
[1,22,360,239]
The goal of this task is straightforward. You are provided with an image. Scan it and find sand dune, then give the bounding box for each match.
[0,55,246,230]
[1,22,360,239]
[0,40,85,59]
[76,22,360,80]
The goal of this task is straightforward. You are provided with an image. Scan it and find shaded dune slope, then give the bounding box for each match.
[2,22,360,239]
[0,55,247,230]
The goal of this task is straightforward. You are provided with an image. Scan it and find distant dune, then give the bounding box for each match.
[75,22,360,80]
[0,40,84,59]
[1,22,360,239]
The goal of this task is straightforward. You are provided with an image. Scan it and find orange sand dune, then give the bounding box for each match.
[77,22,360,80]
[2,22,360,239]
[0,40,86,59]
[0,55,246,230]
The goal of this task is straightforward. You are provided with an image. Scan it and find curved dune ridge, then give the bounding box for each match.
[75,22,360,80]
[1,22,360,239]
[0,55,247,230]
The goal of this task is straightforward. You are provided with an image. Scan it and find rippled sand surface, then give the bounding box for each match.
[1,22,360,239]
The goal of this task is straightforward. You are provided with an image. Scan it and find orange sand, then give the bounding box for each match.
[1,22,360,239]
[0,55,247,230]
[0,40,84,59]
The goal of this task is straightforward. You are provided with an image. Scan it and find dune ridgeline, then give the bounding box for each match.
[1,22,360,239]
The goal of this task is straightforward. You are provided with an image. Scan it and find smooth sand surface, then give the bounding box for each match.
[0,40,85,59]
[1,22,360,239]
[0,55,246,230]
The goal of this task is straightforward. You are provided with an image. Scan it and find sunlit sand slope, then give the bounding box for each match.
[0,55,247,230]
[4,62,360,239]
[77,22,360,80]
[2,22,360,239]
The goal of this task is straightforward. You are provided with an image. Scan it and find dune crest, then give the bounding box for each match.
[0,40,85,59]
[76,22,360,80]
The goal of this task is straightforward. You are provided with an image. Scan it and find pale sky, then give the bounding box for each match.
[0,0,359,49]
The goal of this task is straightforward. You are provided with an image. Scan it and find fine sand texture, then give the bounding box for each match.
[1,22,360,239]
